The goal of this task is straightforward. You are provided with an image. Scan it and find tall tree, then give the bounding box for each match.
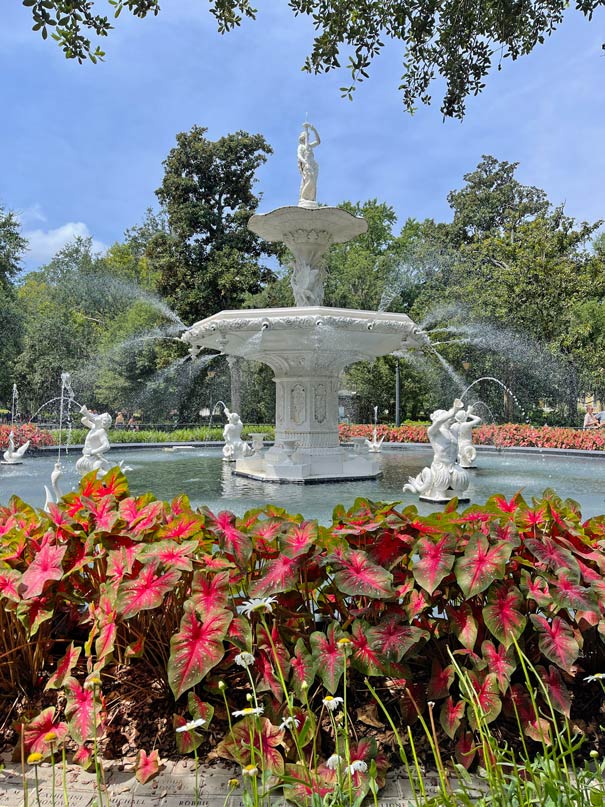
[24,1,605,117]
[151,126,278,324]
[0,205,26,402]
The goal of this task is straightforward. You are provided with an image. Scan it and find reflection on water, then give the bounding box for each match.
[1,447,604,524]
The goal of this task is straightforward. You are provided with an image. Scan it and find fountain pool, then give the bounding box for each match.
[2,446,604,523]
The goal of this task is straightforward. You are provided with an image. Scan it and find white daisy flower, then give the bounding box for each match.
[242,764,258,777]
[585,673,605,682]
[322,696,344,712]
[279,715,300,731]
[232,706,264,718]
[175,717,206,733]
[346,760,368,774]
[240,597,278,616]
[326,754,343,770]
[235,652,255,667]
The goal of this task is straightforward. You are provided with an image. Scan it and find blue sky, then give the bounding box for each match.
[1,1,604,269]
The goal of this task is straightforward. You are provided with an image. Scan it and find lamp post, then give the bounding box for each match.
[395,359,400,427]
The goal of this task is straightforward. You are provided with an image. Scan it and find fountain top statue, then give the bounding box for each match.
[297,122,320,209]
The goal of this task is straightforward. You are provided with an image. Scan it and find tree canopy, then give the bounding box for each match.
[22,0,605,117]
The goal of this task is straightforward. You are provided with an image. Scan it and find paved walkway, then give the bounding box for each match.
[0,755,456,807]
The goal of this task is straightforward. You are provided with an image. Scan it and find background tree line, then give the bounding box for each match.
[1,126,604,427]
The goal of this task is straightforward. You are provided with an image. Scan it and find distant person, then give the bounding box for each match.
[583,404,603,429]
[115,411,125,429]
[128,416,138,431]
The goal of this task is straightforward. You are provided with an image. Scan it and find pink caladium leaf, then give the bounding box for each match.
[538,665,571,717]
[117,564,182,618]
[467,672,502,727]
[0,567,20,602]
[190,570,230,614]
[530,615,580,673]
[216,718,286,774]
[455,535,515,598]
[482,584,526,647]
[22,707,68,755]
[173,714,204,754]
[367,530,412,568]
[412,534,456,594]
[249,553,301,597]
[212,511,252,567]
[549,574,599,614]
[426,661,455,700]
[519,570,552,607]
[72,743,93,769]
[446,602,478,650]
[227,613,253,651]
[350,621,383,676]
[168,603,233,699]
[280,520,318,557]
[16,595,53,636]
[455,731,476,769]
[130,501,165,536]
[159,513,204,541]
[135,749,161,784]
[46,643,82,691]
[187,693,215,726]
[327,547,394,599]
[310,622,346,694]
[439,697,465,740]
[142,540,198,572]
[88,496,119,533]
[65,679,100,745]
[98,467,129,498]
[525,537,580,579]
[370,619,429,663]
[95,621,117,665]
[20,534,66,599]
[480,641,516,693]
[290,637,317,697]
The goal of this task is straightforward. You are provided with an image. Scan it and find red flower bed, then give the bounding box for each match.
[2,471,605,792]
[0,423,54,450]
[339,422,605,451]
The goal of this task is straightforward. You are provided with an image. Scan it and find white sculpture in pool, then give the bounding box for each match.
[2,430,30,464]
[44,461,64,511]
[403,399,470,502]
[182,123,425,483]
[221,406,254,462]
[453,405,482,469]
[75,406,112,475]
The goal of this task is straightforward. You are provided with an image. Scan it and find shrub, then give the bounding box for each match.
[0,424,54,450]
[339,422,605,451]
[2,474,605,786]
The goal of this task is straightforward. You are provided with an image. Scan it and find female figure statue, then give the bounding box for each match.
[404,399,470,501]
[75,405,112,475]
[297,122,320,208]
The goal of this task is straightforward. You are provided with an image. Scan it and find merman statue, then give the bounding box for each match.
[403,399,470,502]
[75,406,112,475]
[452,404,482,469]
[221,405,254,462]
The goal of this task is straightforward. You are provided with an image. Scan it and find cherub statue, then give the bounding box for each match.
[75,405,112,475]
[452,404,482,469]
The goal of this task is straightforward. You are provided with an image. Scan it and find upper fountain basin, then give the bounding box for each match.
[181,306,424,373]
[248,206,368,244]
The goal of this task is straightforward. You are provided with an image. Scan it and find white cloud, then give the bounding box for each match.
[23,222,108,267]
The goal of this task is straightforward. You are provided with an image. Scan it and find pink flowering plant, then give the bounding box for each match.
[2,469,605,798]
[0,423,54,450]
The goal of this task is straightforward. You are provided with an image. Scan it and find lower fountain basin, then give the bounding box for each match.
[182,306,423,482]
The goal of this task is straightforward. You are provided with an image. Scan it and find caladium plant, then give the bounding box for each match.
[3,471,605,785]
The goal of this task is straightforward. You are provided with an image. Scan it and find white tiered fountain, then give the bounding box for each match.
[182,123,425,483]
